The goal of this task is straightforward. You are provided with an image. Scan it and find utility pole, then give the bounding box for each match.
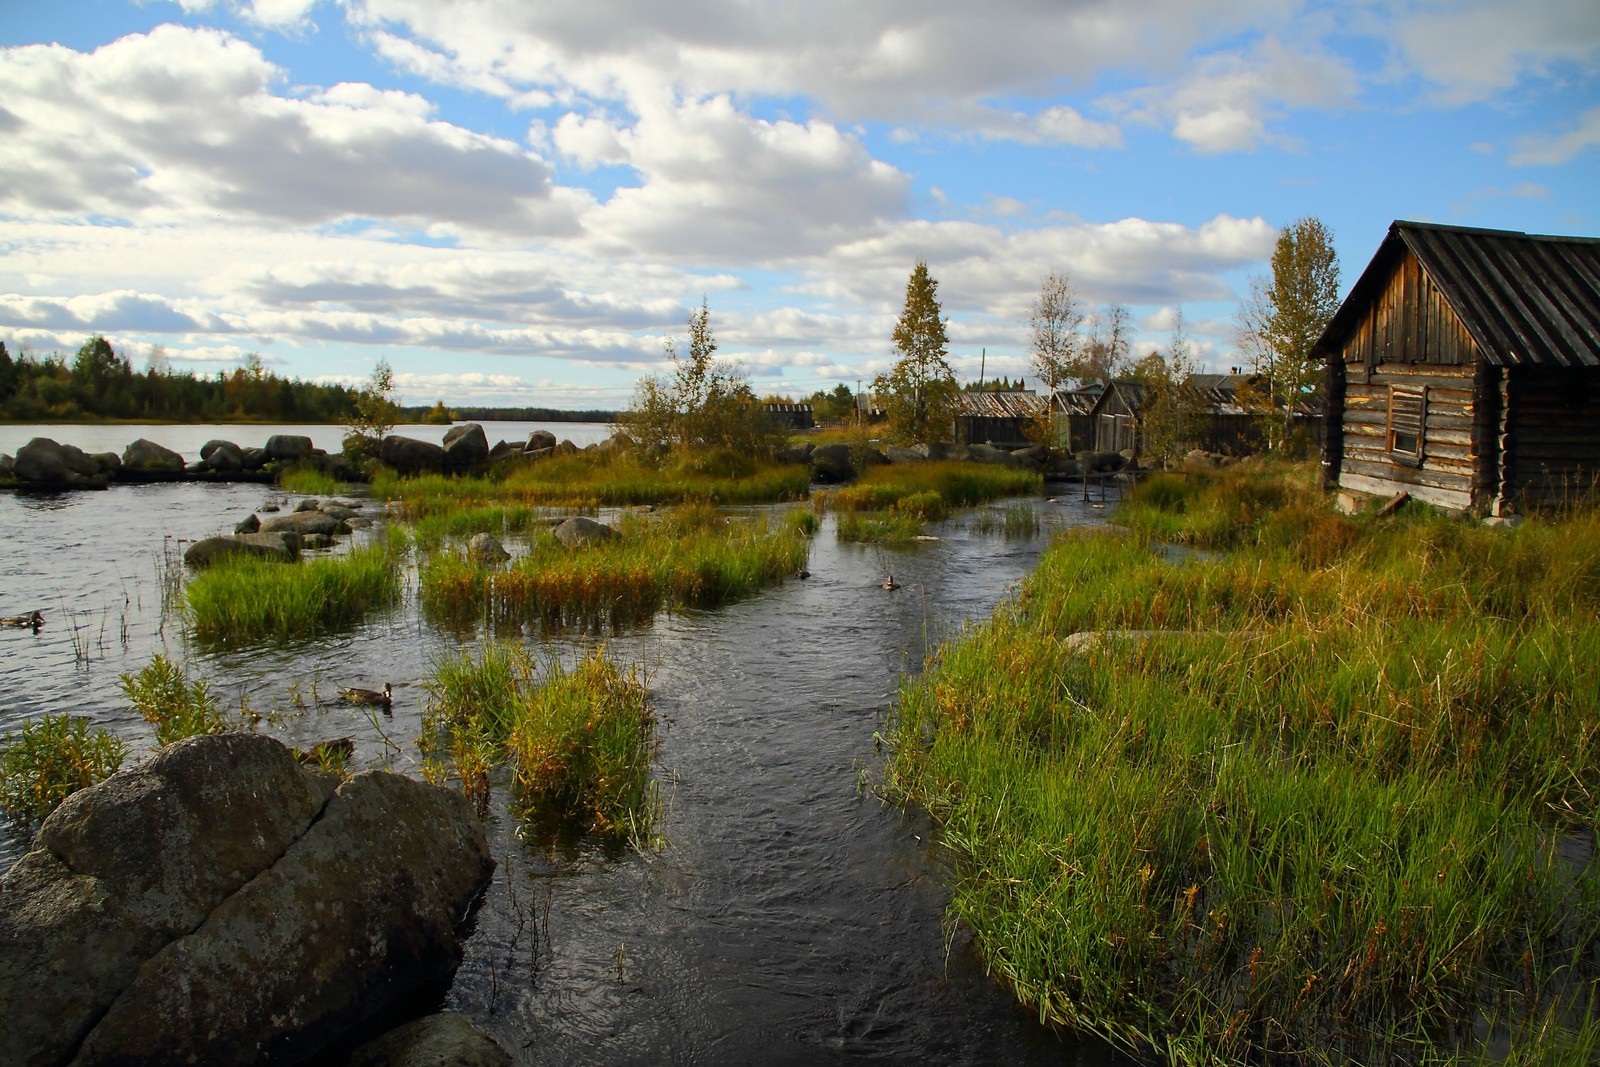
[978,347,986,391]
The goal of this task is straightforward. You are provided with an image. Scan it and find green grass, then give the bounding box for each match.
[882,462,1600,1063]
[0,714,128,826]
[186,541,402,645]
[120,654,227,745]
[419,504,814,632]
[420,643,657,840]
[818,461,1041,544]
[374,449,810,515]
[276,466,348,496]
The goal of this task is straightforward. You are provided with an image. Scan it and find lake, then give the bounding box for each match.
[0,423,1138,1065]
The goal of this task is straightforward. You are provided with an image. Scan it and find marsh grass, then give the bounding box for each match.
[120,653,228,745]
[0,714,128,825]
[185,542,402,645]
[419,505,813,632]
[820,462,1041,544]
[277,466,347,496]
[421,643,656,840]
[376,451,809,517]
[883,462,1600,1063]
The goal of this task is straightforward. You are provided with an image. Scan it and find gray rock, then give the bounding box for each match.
[70,767,492,1067]
[185,460,209,474]
[264,434,314,462]
[809,442,855,483]
[778,442,814,465]
[233,512,261,534]
[183,532,299,567]
[14,438,107,487]
[260,510,349,537]
[346,515,374,530]
[293,497,322,513]
[300,533,337,550]
[524,446,555,461]
[554,439,580,456]
[467,532,511,563]
[969,443,1027,469]
[524,429,557,452]
[885,444,930,464]
[487,440,519,463]
[349,1013,511,1067]
[256,501,281,513]
[241,446,269,470]
[380,435,448,475]
[442,423,490,469]
[598,431,634,454]
[90,451,121,475]
[122,438,185,471]
[204,441,245,472]
[0,452,12,479]
[200,439,240,462]
[320,504,359,521]
[0,734,335,1067]
[554,516,617,548]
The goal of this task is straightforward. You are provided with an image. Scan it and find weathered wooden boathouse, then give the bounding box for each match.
[1318,221,1600,514]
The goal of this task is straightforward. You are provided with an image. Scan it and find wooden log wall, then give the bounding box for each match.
[1336,363,1478,511]
[1341,249,1479,372]
[1504,366,1600,508]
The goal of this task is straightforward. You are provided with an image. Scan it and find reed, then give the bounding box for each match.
[186,542,401,645]
[421,643,656,839]
[0,714,128,825]
[120,653,227,745]
[276,466,347,496]
[420,505,813,632]
[819,460,1041,513]
[882,462,1600,1062]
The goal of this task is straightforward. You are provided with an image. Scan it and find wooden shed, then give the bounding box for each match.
[762,402,815,431]
[954,390,1046,447]
[1318,221,1600,514]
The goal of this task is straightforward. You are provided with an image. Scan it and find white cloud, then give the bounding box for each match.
[1508,105,1600,166]
[1390,0,1600,105]
[0,26,574,235]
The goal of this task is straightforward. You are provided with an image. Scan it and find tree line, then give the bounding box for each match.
[0,338,360,424]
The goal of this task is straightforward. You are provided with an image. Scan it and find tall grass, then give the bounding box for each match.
[0,715,128,825]
[186,541,402,645]
[375,450,810,517]
[420,643,657,839]
[277,466,347,496]
[883,462,1600,1063]
[818,461,1041,544]
[420,505,814,632]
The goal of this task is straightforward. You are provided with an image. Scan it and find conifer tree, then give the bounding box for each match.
[875,261,957,444]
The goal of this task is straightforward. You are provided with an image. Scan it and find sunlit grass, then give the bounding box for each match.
[420,643,657,840]
[882,461,1600,1063]
[276,466,347,496]
[186,541,402,645]
[0,714,128,826]
[419,504,814,633]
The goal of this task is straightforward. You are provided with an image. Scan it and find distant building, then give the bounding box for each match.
[762,402,815,431]
[1317,221,1600,514]
[953,390,1045,447]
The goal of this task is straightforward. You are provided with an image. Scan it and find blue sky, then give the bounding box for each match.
[1,0,1596,408]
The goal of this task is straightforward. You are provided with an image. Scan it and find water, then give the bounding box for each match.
[0,427,1141,1065]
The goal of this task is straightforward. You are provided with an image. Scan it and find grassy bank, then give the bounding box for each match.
[420,642,656,839]
[883,460,1600,1063]
[817,461,1042,543]
[419,504,815,632]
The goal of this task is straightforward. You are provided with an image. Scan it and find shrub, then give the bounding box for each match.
[0,714,127,825]
[120,654,227,745]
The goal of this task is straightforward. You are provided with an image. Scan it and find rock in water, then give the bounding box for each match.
[0,733,493,1067]
[442,423,489,470]
[121,438,185,472]
[468,532,511,563]
[553,516,617,547]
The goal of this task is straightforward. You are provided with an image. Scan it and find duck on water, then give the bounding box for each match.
[339,683,392,709]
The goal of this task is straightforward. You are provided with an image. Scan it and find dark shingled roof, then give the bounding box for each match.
[1318,221,1600,368]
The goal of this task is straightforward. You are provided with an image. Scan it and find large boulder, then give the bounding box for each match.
[380,435,447,475]
[264,434,314,462]
[90,451,121,476]
[554,516,617,548]
[442,423,490,470]
[260,509,350,537]
[122,438,185,472]
[598,431,635,455]
[523,429,557,453]
[349,1013,511,1067]
[0,452,13,479]
[205,441,246,472]
[885,444,930,464]
[809,442,855,483]
[14,438,106,488]
[0,734,493,1067]
[183,531,299,567]
[968,442,1028,469]
[778,442,814,466]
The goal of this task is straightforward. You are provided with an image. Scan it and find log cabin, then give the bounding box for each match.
[1318,221,1600,515]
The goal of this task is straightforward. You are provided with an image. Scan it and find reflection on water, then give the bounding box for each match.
[0,479,1139,1065]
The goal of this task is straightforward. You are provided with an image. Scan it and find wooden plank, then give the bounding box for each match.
[1340,471,1473,511]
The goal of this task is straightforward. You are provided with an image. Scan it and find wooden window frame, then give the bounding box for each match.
[1387,386,1427,467]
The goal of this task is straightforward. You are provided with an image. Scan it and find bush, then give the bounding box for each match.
[120,654,227,745]
[0,715,127,825]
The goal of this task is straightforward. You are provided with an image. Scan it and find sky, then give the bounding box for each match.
[1,1,1596,410]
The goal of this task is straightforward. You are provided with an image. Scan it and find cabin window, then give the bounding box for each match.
[1387,386,1427,466]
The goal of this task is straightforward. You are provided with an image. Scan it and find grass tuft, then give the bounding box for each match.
[186,542,402,645]
[0,715,128,826]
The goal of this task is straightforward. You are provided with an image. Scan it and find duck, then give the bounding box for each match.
[0,610,43,629]
[339,682,392,708]
[795,569,811,579]
[881,575,900,591]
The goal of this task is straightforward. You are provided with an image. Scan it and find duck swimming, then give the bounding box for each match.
[881,575,900,591]
[339,682,392,708]
[0,610,43,629]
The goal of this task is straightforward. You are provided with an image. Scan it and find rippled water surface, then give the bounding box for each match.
[0,430,1139,1065]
